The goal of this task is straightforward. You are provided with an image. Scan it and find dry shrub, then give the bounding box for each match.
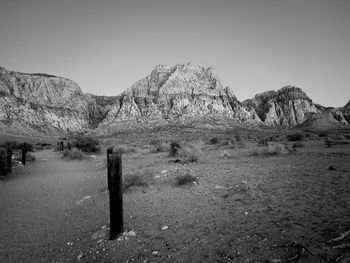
[113,145,136,154]
[61,147,86,160]
[169,141,181,157]
[250,143,289,157]
[0,147,9,176]
[25,153,36,162]
[209,137,219,144]
[286,133,303,141]
[123,172,150,192]
[257,138,268,147]
[149,140,169,153]
[73,136,100,153]
[178,142,202,163]
[292,142,305,149]
[174,172,197,186]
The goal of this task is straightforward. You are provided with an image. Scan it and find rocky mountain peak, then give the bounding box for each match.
[94,63,260,134]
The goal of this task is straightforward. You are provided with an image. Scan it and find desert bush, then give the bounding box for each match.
[318,133,327,137]
[178,142,203,163]
[250,143,289,157]
[25,153,36,162]
[219,138,236,148]
[174,172,197,186]
[344,134,350,139]
[257,138,268,147]
[0,147,9,176]
[286,133,303,141]
[292,142,305,149]
[178,146,200,163]
[169,141,181,157]
[61,147,86,160]
[220,150,235,159]
[113,145,136,154]
[149,140,169,153]
[3,141,19,149]
[73,136,100,153]
[234,133,241,142]
[209,137,219,144]
[123,173,149,192]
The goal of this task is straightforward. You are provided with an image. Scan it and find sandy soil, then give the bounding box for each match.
[0,137,349,263]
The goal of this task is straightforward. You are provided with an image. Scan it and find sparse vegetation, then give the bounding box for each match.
[174,172,197,186]
[123,172,149,192]
[257,137,268,147]
[292,142,305,148]
[250,143,289,157]
[113,145,136,154]
[286,133,303,141]
[0,147,9,176]
[73,136,100,153]
[149,140,169,153]
[25,153,36,162]
[169,141,181,157]
[209,137,219,144]
[61,147,86,160]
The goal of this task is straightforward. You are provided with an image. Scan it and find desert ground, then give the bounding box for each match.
[0,128,350,263]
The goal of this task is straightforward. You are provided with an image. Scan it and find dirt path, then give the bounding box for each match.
[1,142,349,262]
[0,150,108,262]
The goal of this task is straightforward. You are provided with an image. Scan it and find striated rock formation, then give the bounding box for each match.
[243,86,320,127]
[0,64,348,136]
[94,63,261,134]
[339,100,350,124]
[0,67,113,136]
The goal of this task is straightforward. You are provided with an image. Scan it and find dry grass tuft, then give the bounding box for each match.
[123,172,150,192]
[174,172,198,186]
[61,147,86,160]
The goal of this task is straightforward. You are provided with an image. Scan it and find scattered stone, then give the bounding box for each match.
[77,253,83,260]
[76,195,92,205]
[124,230,136,236]
[245,212,249,215]
[91,229,109,240]
[161,226,169,230]
[152,251,160,256]
[154,175,161,179]
[101,225,107,230]
[214,185,224,189]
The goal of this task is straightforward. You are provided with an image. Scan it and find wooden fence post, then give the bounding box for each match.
[60,141,64,150]
[107,152,123,240]
[22,143,27,165]
[7,148,12,173]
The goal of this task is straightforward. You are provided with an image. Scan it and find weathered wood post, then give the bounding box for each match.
[7,148,12,173]
[67,142,71,150]
[60,141,64,150]
[107,151,123,240]
[22,143,27,165]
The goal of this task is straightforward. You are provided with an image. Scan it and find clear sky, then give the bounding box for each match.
[1,0,350,107]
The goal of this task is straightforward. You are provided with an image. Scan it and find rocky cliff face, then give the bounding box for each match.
[339,100,350,124]
[243,86,318,126]
[94,63,261,134]
[243,86,349,129]
[0,67,111,136]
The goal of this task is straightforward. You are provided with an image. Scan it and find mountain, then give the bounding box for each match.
[0,64,349,137]
[94,63,261,135]
[0,67,115,136]
[242,86,349,129]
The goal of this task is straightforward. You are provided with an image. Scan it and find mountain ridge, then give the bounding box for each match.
[0,64,349,136]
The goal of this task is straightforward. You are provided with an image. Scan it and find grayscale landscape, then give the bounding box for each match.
[0,1,350,262]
